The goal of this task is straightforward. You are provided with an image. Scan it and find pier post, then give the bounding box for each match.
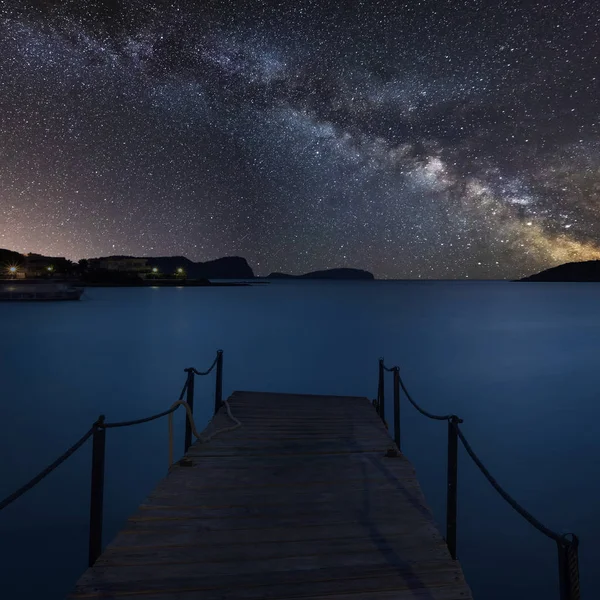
[446,416,459,560]
[184,370,195,453]
[557,535,580,600]
[393,367,401,451]
[215,350,223,415]
[377,358,385,422]
[88,415,106,567]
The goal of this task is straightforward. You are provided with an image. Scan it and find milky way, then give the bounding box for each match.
[1,1,599,278]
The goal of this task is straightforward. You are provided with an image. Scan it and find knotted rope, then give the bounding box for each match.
[167,399,241,466]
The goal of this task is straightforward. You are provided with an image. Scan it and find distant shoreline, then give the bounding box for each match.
[81,280,252,287]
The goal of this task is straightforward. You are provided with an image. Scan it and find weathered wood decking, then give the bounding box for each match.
[69,391,473,599]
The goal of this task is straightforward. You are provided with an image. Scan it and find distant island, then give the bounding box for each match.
[267,268,374,280]
[520,260,600,282]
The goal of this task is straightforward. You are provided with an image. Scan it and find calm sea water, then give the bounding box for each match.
[0,280,598,599]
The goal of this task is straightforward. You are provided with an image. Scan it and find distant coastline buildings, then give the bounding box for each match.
[1,253,160,280]
[88,256,151,275]
[24,253,69,277]
[5,253,71,278]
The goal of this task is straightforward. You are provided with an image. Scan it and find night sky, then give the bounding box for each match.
[1,1,599,279]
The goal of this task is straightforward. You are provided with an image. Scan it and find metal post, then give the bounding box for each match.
[89,415,106,567]
[446,416,459,560]
[378,358,385,421]
[184,370,195,453]
[557,535,580,600]
[214,349,223,415]
[393,367,401,451]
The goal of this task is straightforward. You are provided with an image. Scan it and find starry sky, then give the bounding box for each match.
[1,0,599,279]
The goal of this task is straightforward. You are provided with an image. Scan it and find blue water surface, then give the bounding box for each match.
[0,280,598,599]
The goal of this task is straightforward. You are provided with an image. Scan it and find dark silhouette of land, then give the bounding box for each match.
[1,249,377,282]
[93,255,254,279]
[145,256,253,279]
[0,248,24,265]
[520,260,600,282]
[267,268,374,280]
[7,247,600,282]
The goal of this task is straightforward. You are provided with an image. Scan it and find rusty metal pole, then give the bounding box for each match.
[378,358,385,422]
[184,370,195,453]
[446,416,459,560]
[393,367,401,451]
[214,349,223,415]
[88,415,106,567]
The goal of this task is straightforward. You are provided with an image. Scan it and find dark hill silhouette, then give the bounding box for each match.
[2,248,376,280]
[145,256,253,279]
[90,255,254,279]
[0,248,25,265]
[520,260,600,281]
[267,268,374,280]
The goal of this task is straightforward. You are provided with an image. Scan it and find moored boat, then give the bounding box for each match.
[0,280,84,301]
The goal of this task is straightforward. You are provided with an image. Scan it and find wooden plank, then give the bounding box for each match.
[225,413,380,422]
[165,458,415,473]
[67,391,472,600]
[163,468,418,484]
[205,429,387,437]
[71,561,465,595]
[97,538,452,567]
[151,476,421,493]
[147,471,422,494]
[227,405,375,413]
[187,441,392,452]
[147,479,424,498]
[168,460,396,472]
[147,465,422,490]
[136,487,426,515]
[169,451,403,464]
[192,437,392,447]
[226,397,370,405]
[142,480,422,507]
[100,528,447,563]
[162,456,417,477]
[120,510,436,534]
[204,416,387,430]
[228,391,370,400]
[108,519,445,549]
[69,585,471,600]
[144,476,423,499]
[185,448,390,458]
[218,417,384,425]
[124,504,433,526]
[187,440,390,451]
[197,430,389,439]
[226,410,377,418]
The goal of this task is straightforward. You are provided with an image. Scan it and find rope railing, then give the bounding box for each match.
[186,352,219,376]
[455,425,563,543]
[102,378,189,429]
[397,372,456,422]
[0,349,226,569]
[376,357,581,600]
[0,426,96,512]
[167,396,241,467]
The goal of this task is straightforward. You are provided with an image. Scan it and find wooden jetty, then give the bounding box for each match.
[69,391,472,599]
